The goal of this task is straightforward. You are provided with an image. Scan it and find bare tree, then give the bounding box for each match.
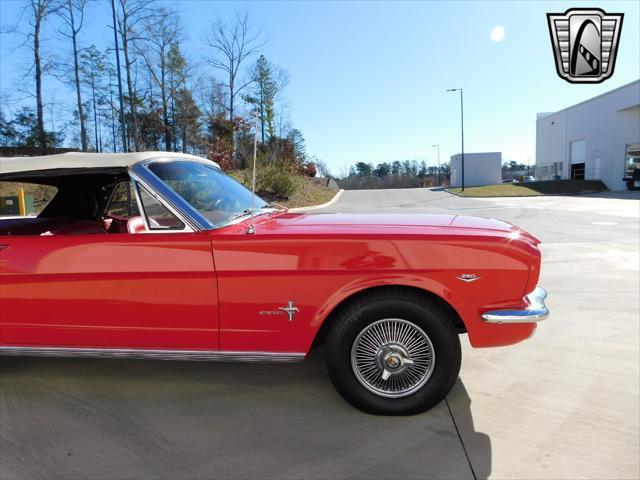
[110,0,126,151]
[315,158,332,178]
[27,0,60,155]
[116,0,152,151]
[204,13,263,164]
[136,8,180,151]
[58,0,88,151]
[199,76,226,124]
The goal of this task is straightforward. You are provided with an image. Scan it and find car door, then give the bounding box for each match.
[0,182,219,351]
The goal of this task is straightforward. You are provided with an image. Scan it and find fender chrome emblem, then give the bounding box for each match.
[457,274,481,283]
[279,301,299,321]
[259,301,299,321]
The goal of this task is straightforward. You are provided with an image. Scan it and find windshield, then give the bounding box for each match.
[148,161,270,227]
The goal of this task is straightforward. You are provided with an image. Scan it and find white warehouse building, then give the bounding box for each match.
[450,152,502,188]
[536,80,640,191]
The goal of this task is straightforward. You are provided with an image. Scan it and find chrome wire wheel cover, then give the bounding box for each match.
[351,319,435,398]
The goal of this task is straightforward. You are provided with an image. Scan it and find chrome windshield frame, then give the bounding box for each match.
[129,178,195,234]
[130,160,213,231]
[129,156,270,232]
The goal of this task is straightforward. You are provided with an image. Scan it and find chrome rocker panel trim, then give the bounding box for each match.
[482,286,549,324]
[0,346,305,363]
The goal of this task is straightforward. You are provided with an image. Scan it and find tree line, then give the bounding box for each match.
[338,160,451,190]
[338,159,533,189]
[0,0,326,181]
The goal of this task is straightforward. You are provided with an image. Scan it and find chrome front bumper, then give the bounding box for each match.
[482,287,549,324]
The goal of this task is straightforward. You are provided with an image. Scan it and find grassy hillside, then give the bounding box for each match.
[281,177,338,208]
[0,181,58,215]
[448,180,608,197]
[230,170,338,208]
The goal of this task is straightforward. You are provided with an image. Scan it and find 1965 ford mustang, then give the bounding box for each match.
[0,152,548,415]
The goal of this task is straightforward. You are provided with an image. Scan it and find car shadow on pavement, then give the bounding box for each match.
[1,348,492,480]
[447,379,492,480]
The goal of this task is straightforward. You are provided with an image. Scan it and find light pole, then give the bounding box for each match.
[446,88,464,191]
[431,144,440,186]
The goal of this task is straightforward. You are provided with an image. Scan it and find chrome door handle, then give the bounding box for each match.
[0,244,8,250]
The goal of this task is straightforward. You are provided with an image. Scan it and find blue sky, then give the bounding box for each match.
[1,0,639,175]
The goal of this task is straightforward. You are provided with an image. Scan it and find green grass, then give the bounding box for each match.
[283,178,338,208]
[448,180,608,197]
[0,181,58,215]
[230,170,338,208]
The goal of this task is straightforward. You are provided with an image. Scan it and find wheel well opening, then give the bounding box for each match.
[311,285,466,349]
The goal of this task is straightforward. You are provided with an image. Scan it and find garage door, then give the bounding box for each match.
[570,139,586,164]
[570,139,586,180]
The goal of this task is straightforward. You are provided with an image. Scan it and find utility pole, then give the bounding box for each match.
[446,88,465,191]
[432,144,440,186]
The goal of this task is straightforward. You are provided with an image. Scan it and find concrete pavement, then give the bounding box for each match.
[1,351,479,480]
[323,188,640,479]
[1,188,638,479]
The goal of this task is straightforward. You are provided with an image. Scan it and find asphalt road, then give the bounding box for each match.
[1,189,639,480]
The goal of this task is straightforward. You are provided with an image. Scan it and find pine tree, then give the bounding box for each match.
[174,89,201,153]
[167,43,186,151]
[244,55,287,144]
[80,46,107,151]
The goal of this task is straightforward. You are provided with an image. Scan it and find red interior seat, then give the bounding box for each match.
[127,216,146,234]
[104,215,129,233]
[51,221,108,235]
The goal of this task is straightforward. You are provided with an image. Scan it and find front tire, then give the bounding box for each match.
[326,290,461,415]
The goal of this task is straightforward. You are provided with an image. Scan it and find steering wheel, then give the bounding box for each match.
[212,198,227,211]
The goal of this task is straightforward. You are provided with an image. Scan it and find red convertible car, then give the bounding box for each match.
[0,152,548,415]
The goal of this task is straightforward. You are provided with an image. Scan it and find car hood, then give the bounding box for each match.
[253,212,539,243]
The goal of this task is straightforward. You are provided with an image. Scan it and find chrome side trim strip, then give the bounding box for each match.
[0,346,305,363]
[482,286,550,324]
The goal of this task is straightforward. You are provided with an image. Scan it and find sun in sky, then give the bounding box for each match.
[490,25,506,42]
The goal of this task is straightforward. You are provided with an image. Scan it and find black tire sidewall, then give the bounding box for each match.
[326,296,461,415]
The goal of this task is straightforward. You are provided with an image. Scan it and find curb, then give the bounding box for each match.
[289,189,344,212]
